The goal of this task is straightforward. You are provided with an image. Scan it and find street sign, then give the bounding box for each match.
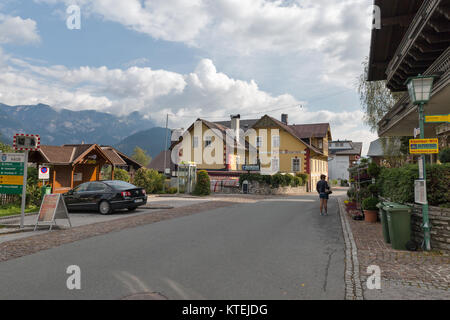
[413,128,420,138]
[13,133,40,151]
[409,138,439,154]
[415,180,427,205]
[39,165,50,180]
[425,114,449,123]
[0,153,25,195]
[242,164,260,171]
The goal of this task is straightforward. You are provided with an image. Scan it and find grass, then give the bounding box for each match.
[0,204,39,218]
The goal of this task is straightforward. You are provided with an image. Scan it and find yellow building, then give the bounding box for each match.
[170,114,332,191]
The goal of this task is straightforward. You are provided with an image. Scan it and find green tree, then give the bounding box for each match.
[113,168,130,182]
[439,147,450,163]
[133,168,165,194]
[0,134,13,153]
[193,170,210,196]
[357,57,401,132]
[131,146,152,167]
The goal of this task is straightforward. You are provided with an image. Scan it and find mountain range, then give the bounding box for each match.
[0,103,169,158]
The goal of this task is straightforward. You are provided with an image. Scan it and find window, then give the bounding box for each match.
[87,182,107,192]
[256,136,263,147]
[205,136,212,148]
[318,139,323,149]
[104,180,136,190]
[74,183,89,193]
[272,135,280,148]
[192,136,199,148]
[292,158,300,172]
[271,157,279,171]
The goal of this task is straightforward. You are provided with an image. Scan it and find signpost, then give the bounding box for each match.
[34,194,72,231]
[409,138,439,154]
[12,133,40,229]
[242,164,260,172]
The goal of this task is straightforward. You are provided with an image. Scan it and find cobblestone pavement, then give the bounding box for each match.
[339,197,450,300]
[0,197,262,263]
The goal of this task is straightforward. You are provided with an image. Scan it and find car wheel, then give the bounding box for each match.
[99,200,112,215]
[127,207,137,212]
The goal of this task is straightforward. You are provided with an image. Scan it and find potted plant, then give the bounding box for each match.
[362,197,379,223]
[346,188,357,210]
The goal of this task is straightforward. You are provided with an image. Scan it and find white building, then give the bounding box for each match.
[328,140,362,181]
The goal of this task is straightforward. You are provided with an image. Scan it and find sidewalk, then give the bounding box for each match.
[338,197,450,300]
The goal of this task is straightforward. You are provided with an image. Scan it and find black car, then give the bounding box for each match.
[63,180,147,215]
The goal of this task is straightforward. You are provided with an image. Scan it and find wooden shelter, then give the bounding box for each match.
[28,144,142,194]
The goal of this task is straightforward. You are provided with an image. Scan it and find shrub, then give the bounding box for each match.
[341,179,348,186]
[356,187,371,203]
[133,168,165,194]
[362,197,379,211]
[439,148,450,163]
[167,187,178,194]
[113,168,130,182]
[283,173,294,187]
[368,184,378,196]
[378,163,450,206]
[330,179,338,186]
[271,173,285,188]
[347,188,356,200]
[295,173,308,186]
[292,176,302,187]
[193,170,210,196]
[367,162,381,178]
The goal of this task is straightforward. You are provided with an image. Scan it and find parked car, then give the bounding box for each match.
[63,180,147,214]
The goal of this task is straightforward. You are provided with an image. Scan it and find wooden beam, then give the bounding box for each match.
[428,19,450,33]
[381,14,415,27]
[420,31,450,44]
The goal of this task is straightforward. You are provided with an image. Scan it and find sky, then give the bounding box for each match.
[0,0,378,155]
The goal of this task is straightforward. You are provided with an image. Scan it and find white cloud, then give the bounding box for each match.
[35,0,372,86]
[0,48,375,154]
[0,14,41,44]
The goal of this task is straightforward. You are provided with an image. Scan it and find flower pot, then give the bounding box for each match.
[364,210,378,223]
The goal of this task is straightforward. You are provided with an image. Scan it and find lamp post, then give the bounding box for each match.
[405,74,435,251]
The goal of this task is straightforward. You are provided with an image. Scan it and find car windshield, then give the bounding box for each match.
[103,180,137,190]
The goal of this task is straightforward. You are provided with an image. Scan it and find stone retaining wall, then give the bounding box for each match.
[408,203,450,252]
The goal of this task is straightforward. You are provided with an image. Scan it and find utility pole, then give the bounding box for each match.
[418,102,431,251]
[163,114,169,192]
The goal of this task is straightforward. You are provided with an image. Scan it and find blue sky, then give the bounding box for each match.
[0,0,378,154]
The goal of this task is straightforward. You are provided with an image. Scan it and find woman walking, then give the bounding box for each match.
[316,174,331,216]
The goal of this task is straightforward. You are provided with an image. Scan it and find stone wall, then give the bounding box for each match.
[215,181,307,195]
[244,181,307,195]
[409,203,450,252]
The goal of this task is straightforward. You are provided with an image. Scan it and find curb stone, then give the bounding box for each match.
[337,197,364,300]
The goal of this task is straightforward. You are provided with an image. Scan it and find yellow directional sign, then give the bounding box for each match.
[0,175,24,185]
[425,114,449,123]
[409,138,439,154]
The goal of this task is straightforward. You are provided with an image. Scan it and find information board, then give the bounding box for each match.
[415,180,427,205]
[0,153,25,195]
[34,194,72,231]
[425,114,449,123]
[409,138,439,154]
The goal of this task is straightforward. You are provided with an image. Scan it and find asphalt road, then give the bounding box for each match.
[0,194,345,300]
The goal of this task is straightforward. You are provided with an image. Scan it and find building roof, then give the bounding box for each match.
[289,123,331,138]
[147,150,175,172]
[214,119,259,131]
[367,139,384,157]
[330,142,363,156]
[29,144,142,169]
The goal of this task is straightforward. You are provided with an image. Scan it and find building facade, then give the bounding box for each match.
[328,141,362,181]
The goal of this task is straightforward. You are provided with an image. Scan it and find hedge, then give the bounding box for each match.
[377,163,450,207]
[239,172,307,188]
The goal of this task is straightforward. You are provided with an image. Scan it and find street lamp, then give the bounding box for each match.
[405,74,435,251]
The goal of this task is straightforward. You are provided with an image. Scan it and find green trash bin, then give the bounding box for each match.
[385,203,412,250]
[376,201,392,244]
[40,184,52,198]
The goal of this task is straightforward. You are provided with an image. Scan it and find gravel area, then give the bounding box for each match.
[0,199,242,263]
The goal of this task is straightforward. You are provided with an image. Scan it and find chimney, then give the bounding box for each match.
[281,114,288,125]
[231,114,240,141]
